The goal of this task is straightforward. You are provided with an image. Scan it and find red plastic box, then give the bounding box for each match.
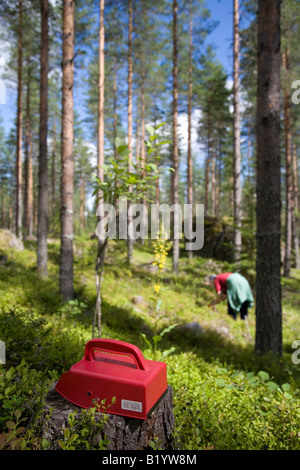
[55,338,168,420]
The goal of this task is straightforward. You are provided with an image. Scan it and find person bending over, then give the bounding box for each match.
[209,272,254,336]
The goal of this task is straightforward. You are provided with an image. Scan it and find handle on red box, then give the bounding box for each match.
[84,338,147,371]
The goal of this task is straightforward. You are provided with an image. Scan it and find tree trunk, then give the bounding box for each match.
[80,173,85,231]
[140,73,147,244]
[51,121,56,223]
[292,142,300,268]
[233,0,242,267]
[127,0,134,264]
[60,0,75,300]
[93,237,107,338]
[98,0,105,189]
[211,135,216,216]
[282,48,293,278]
[37,0,49,278]
[172,0,179,274]
[205,103,211,216]
[24,64,33,239]
[255,0,282,356]
[113,58,118,162]
[41,384,175,451]
[93,0,106,337]
[187,2,193,259]
[15,0,23,239]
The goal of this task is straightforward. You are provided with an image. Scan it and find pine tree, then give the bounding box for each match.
[60,0,75,300]
[233,0,242,267]
[37,0,49,277]
[255,0,282,356]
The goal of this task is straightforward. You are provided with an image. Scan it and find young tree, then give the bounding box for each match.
[255,0,282,356]
[60,0,75,300]
[37,0,49,277]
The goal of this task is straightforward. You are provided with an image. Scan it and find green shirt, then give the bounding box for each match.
[226,273,254,313]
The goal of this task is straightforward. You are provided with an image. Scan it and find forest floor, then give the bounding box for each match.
[1,233,300,450]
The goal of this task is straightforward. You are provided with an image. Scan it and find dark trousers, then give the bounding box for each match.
[228,301,249,320]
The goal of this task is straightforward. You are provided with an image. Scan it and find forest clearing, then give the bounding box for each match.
[0,0,300,453]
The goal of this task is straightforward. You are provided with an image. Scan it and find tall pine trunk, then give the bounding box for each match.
[97,0,105,188]
[172,0,179,274]
[51,121,56,222]
[37,0,49,277]
[187,2,193,259]
[292,142,300,268]
[233,0,242,267]
[282,48,292,278]
[93,0,105,338]
[140,72,147,244]
[60,0,75,300]
[24,65,33,239]
[16,0,23,239]
[127,0,134,264]
[255,0,282,356]
[113,58,118,161]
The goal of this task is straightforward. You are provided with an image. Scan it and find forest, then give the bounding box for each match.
[0,0,300,452]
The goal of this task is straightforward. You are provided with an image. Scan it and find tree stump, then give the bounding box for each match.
[41,384,175,451]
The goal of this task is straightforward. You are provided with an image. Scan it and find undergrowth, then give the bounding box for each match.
[0,235,300,450]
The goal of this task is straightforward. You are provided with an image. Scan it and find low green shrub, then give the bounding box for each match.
[166,352,300,450]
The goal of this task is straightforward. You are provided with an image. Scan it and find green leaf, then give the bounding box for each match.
[160,323,179,337]
[6,420,16,430]
[146,124,155,136]
[266,381,279,392]
[282,383,291,392]
[215,379,226,388]
[161,346,176,359]
[146,163,158,172]
[115,137,124,148]
[156,140,172,146]
[118,148,131,158]
[140,333,151,349]
[155,122,166,130]
[258,371,270,382]
[152,335,162,345]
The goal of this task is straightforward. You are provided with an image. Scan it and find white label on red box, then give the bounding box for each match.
[121,399,143,413]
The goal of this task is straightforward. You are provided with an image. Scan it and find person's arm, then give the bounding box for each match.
[209,291,227,310]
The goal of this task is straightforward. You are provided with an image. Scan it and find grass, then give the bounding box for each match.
[1,232,300,449]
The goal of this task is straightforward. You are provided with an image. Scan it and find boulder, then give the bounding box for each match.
[0,229,24,252]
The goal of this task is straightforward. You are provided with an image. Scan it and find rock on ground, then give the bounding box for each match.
[0,229,24,252]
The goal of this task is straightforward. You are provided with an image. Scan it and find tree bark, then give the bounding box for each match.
[15,0,23,239]
[60,0,75,300]
[93,0,106,338]
[127,0,134,264]
[255,0,282,356]
[80,173,85,231]
[37,0,49,278]
[41,385,175,451]
[140,73,147,244]
[172,0,179,274]
[292,142,300,269]
[51,121,56,223]
[233,0,242,267]
[187,2,193,259]
[98,0,105,189]
[282,48,293,278]
[24,64,33,239]
[113,58,118,162]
